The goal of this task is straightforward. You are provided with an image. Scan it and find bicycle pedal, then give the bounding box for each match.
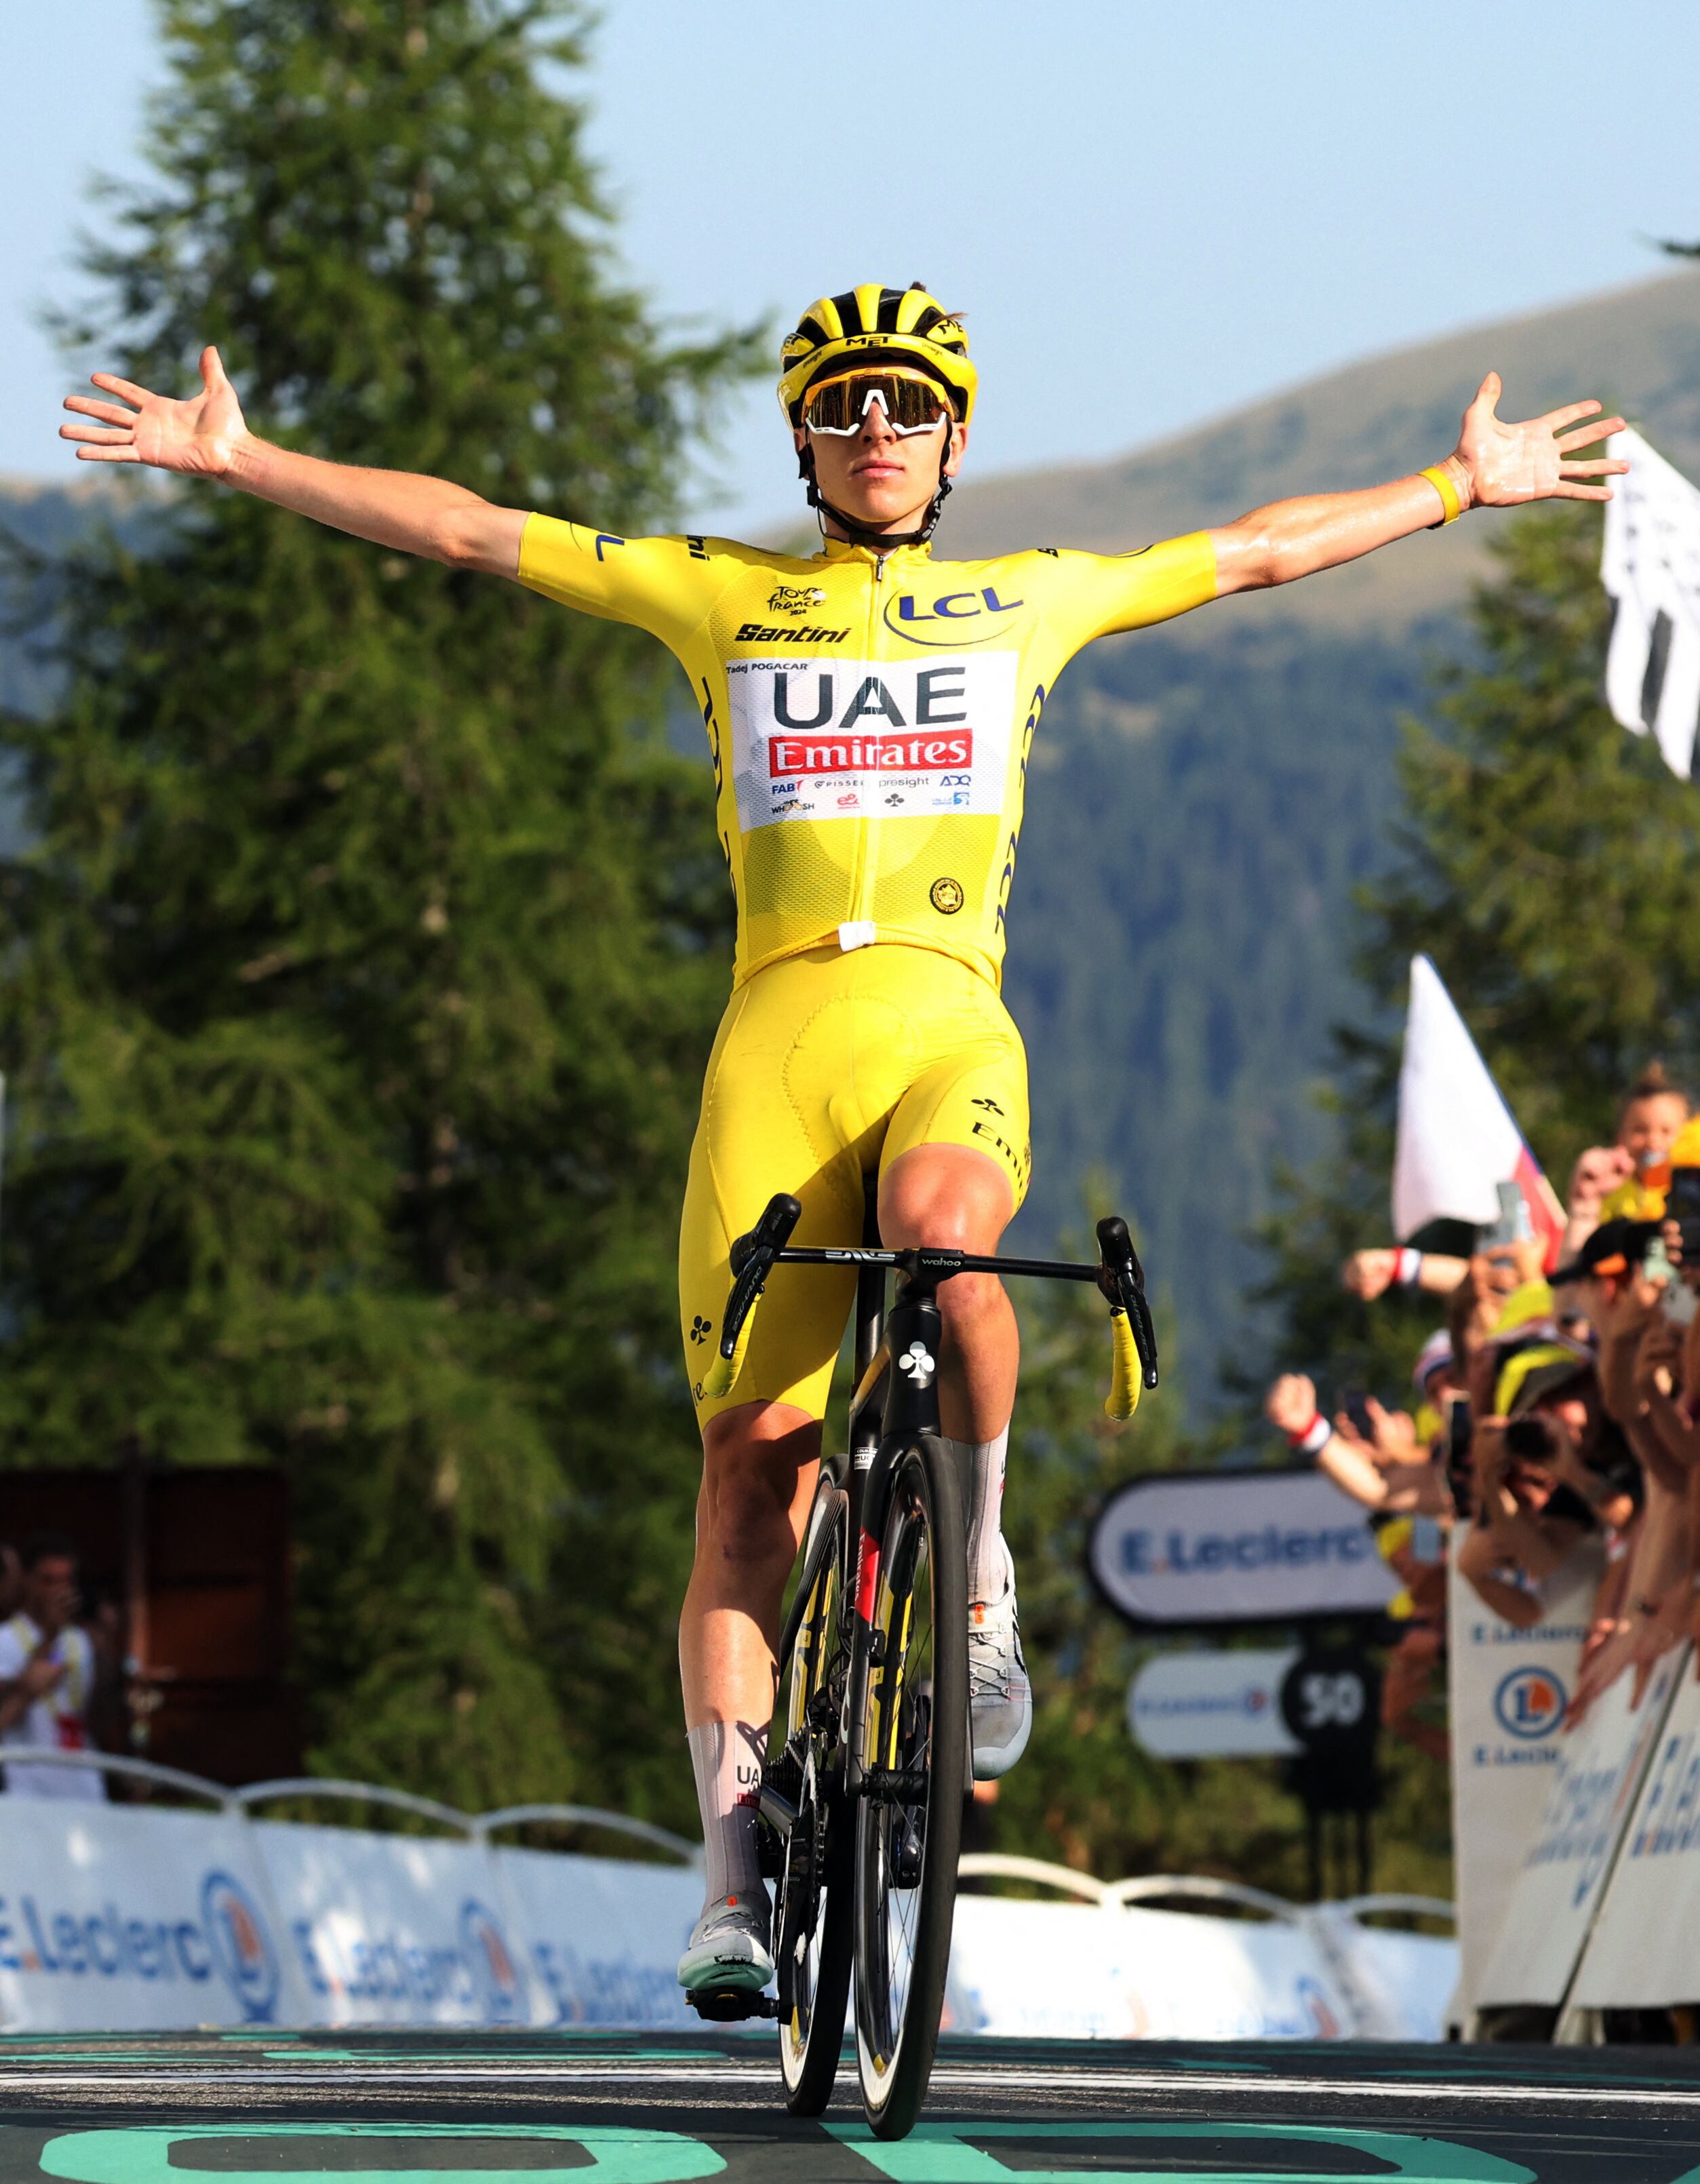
[684,1986,779,2023]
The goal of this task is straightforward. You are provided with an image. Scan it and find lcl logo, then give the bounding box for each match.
[884,587,1024,647]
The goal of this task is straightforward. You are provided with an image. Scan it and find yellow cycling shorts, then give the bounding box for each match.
[679,943,1031,1428]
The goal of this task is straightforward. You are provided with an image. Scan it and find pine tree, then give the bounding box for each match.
[1,0,757,1819]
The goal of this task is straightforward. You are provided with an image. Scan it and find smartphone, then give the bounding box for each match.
[1644,1235,1676,1287]
[1666,1279,1699,1328]
[1340,1386,1377,1440]
[1668,1170,1700,1219]
[1446,1394,1474,1516]
[1479,1180,1534,1250]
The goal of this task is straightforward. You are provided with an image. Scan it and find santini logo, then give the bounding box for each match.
[1119,1524,1372,1575]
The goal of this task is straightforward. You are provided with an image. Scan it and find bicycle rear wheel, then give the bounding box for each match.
[853,1433,968,2138]
[774,1473,854,2113]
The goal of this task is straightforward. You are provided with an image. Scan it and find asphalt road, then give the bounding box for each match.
[1,2029,1699,2180]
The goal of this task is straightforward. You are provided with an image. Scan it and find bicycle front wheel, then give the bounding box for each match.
[774,1473,854,2114]
[853,1433,968,2139]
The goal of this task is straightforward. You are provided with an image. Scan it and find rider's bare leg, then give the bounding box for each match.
[880,1143,1020,1610]
[679,1400,820,1912]
[881,1143,1029,1789]
[878,1142,1017,1441]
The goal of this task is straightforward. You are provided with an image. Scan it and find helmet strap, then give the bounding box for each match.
[797,434,954,552]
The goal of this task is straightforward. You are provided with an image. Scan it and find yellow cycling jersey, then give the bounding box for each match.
[517,521,1219,989]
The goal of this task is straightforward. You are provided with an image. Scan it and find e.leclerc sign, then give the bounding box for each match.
[1088,1467,1398,1628]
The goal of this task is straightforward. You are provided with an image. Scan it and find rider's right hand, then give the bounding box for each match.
[60,344,248,480]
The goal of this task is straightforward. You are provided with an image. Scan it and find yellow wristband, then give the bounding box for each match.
[1421,463,1463,527]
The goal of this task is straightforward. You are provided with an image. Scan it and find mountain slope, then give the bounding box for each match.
[5,270,1698,1406]
[948,266,1700,635]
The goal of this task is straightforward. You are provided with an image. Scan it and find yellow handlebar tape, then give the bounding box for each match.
[697,1307,757,1403]
[1105,1307,1142,1422]
[1420,463,1463,527]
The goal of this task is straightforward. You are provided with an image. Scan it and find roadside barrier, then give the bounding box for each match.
[950,1861,1455,2042]
[0,1755,1453,2036]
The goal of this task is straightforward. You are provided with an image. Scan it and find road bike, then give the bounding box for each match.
[686,1185,1158,2139]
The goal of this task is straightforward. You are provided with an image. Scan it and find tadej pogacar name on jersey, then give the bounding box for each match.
[728,652,1016,830]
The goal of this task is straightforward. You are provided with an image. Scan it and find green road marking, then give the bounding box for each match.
[40,2122,724,2183]
[827,2119,1535,2184]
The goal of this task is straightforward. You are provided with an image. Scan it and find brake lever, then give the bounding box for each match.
[1096,1215,1160,1392]
[721,1193,803,1358]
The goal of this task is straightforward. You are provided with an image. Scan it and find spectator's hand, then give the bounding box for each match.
[1265,1373,1319,1436]
[18,1653,68,1702]
[1634,1319,1684,1409]
[1364,1397,1420,1467]
[1472,1420,1517,1520]
[1343,1249,1400,1301]
[1568,1144,1634,1219]
[1629,1591,1688,1708]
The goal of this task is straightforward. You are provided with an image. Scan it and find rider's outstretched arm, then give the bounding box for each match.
[60,346,525,577]
[1210,372,1627,596]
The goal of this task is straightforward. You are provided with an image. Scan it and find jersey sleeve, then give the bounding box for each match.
[516,515,725,653]
[1050,531,1219,649]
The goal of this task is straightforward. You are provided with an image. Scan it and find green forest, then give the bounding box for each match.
[2,0,1697,1894]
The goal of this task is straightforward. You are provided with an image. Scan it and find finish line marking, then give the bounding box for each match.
[5,2061,1700,2111]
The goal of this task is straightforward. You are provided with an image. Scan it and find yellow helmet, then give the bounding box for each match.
[778,283,977,426]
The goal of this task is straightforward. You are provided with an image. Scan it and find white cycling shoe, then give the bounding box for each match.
[968,1547,1032,1781]
[677,1889,774,1994]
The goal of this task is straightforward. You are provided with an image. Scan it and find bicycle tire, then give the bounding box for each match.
[853,1433,968,2138]
[774,1475,854,2113]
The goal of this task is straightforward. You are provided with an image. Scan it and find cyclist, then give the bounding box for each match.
[63,284,1626,2000]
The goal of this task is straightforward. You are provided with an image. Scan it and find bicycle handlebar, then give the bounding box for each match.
[698,1194,1160,1420]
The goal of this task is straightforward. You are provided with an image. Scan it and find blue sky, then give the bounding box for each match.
[5,1,1698,534]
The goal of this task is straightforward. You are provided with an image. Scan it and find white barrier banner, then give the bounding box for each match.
[1446,1534,1598,2021]
[491,1846,700,2029]
[0,1803,304,2029]
[1478,1646,1685,2008]
[945,1897,1357,2042]
[1571,1653,1700,2008]
[1308,1908,1459,2043]
[252,1821,533,2027]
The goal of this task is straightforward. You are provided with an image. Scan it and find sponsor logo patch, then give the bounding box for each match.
[768,584,829,615]
[734,622,850,646]
[726,652,1016,828]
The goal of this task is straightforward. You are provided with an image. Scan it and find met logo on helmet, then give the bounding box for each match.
[884,588,1024,647]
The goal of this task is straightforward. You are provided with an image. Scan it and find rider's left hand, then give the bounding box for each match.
[1450,374,1627,511]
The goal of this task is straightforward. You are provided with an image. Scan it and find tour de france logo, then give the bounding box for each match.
[930,876,965,915]
[200,1870,281,2023]
[1493,1665,1567,1740]
[458,1897,526,2023]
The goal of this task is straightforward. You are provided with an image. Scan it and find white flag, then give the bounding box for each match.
[1600,426,1700,780]
[1391,955,1564,1262]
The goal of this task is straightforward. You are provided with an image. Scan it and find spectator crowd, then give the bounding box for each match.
[1265,1066,1700,1760]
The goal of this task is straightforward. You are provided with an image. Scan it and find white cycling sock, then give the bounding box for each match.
[687,1719,767,1909]
[953,1426,1012,1606]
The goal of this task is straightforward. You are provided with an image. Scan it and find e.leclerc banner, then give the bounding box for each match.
[1088,1469,1396,1628]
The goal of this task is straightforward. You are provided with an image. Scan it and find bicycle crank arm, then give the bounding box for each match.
[757,1780,799,1839]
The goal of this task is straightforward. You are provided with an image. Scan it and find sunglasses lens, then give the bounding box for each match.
[805,371,950,434]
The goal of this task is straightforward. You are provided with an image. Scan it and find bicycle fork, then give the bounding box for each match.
[844,1283,945,1803]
